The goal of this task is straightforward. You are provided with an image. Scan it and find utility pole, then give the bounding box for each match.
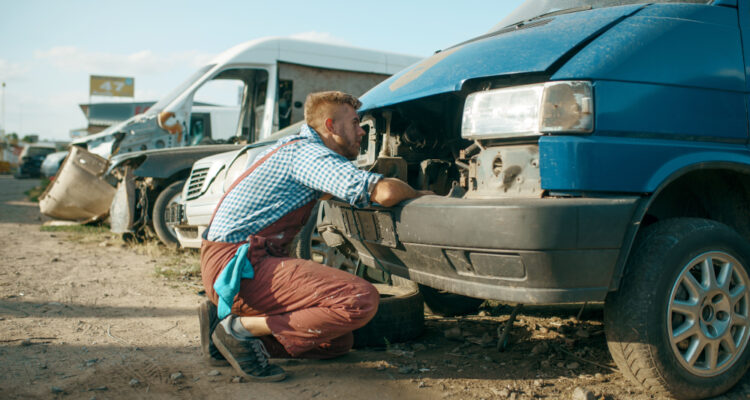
[1,82,5,137]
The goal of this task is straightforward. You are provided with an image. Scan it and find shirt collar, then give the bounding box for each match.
[301,124,325,146]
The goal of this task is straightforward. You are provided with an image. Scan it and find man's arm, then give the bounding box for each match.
[370,178,430,207]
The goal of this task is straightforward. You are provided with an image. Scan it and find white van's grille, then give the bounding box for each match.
[186,167,209,200]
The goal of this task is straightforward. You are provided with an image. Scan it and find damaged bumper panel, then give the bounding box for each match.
[319,195,642,304]
[39,146,116,222]
[166,203,205,248]
[109,168,136,234]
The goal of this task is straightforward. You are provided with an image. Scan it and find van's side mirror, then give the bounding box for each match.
[294,101,303,109]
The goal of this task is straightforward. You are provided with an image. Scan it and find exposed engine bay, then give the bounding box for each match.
[357,94,543,199]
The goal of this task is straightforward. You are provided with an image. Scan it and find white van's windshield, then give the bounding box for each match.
[146,64,216,115]
[494,0,712,30]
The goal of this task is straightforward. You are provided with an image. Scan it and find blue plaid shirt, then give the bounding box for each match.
[207,124,383,243]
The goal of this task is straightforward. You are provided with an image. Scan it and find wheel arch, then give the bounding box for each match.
[141,169,191,219]
[610,161,750,291]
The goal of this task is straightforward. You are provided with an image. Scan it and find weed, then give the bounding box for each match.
[45,221,201,282]
[127,238,201,280]
[24,178,51,202]
[153,252,201,280]
[40,223,117,245]
[41,224,109,234]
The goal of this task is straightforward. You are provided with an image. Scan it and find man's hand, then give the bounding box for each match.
[370,178,432,207]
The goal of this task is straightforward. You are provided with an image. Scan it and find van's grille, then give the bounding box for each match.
[186,167,209,200]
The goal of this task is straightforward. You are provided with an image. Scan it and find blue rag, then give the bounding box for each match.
[213,243,254,320]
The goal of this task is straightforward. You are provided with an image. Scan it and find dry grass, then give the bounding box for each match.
[40,223,117,245]
[43,223,201,281]
[125,238,201,280]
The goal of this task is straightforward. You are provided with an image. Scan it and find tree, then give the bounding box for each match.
[4,133,18,145]
[21,135,38,143]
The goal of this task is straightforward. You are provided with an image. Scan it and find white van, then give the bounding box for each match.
[43,37,420,226]
[72,37,419,158]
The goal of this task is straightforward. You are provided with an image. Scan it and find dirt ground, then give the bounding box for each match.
[1,175,749,400]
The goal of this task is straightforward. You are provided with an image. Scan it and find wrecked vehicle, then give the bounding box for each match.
[14,143,58,179]
[40,150,69,178]
[40,38,417,233]
[317,1,750,398]
[167,122,302,249]
[102,37,420,245]
[73,105,240,159]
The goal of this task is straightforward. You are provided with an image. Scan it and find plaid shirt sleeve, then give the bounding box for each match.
[291,143,382,208]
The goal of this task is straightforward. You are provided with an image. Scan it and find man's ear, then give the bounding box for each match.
[324,118,335,134]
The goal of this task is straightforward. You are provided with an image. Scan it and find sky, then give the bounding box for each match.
[0,0,525,141]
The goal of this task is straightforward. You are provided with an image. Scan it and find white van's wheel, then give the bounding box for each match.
[152,180,185,247]
[605,218,750,399]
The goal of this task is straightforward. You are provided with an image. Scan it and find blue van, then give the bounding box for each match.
[319,1,750,398]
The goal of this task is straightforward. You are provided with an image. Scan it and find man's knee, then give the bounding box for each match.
[348,280,380,330]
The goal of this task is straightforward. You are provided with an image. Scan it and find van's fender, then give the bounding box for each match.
[609,156,750,292]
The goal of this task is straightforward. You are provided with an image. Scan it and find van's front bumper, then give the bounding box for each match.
[319,195,642,304]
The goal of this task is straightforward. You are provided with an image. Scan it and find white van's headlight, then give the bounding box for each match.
[461,81,593,139]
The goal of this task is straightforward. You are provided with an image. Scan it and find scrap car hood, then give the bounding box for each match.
[110,144,241,179]
[360,4,642,111]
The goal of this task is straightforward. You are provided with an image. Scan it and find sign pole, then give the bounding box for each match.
[1,82,5,137]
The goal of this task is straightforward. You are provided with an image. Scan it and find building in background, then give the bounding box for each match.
[74,101,155,136]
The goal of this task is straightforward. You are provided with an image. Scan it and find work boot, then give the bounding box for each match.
[198,300,229,366]
[211,321,286,382]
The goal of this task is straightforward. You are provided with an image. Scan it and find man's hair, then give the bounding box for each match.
[304,91,362,131]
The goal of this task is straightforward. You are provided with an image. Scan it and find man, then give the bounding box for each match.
[199,91,428,381]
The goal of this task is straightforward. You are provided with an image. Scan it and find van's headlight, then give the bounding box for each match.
[461,81,593,139]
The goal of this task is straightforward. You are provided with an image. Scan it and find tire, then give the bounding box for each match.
[152,180,185,247]
[419,284,484,316]
[353,283,425,348]
[605,218,750,400]
[293,207,425,347]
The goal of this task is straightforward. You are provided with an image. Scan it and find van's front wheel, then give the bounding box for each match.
[605,218,750,399]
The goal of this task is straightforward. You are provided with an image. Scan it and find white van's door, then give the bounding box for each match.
[159,67,271,146]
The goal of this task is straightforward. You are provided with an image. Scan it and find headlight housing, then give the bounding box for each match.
[461,81,593,140]
[222,151,251,192]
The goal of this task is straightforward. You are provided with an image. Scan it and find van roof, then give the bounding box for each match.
[210,37,422,75]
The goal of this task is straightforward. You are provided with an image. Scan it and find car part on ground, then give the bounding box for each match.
[39,146,116,222]
[605,218,750,400]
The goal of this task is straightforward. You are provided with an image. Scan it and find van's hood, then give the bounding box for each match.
[360,4,643,111]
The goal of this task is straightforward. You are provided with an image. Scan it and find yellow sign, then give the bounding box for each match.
[90,75,134,97]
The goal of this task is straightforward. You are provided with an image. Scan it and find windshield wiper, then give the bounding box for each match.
[516,5,593,27]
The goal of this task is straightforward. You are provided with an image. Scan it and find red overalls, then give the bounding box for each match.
[200,141,379,359]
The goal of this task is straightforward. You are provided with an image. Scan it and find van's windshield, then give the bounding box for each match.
[146,64,216,115]
[494,0,712,30]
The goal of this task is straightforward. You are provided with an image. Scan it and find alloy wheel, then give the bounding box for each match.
[667,251,750,376]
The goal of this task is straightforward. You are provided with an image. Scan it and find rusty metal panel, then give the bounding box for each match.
[277,62,389,130]
[38,146,116,222]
